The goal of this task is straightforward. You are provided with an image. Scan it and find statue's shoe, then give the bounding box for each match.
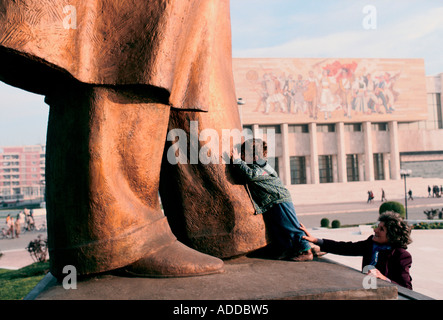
[122,240,224,277]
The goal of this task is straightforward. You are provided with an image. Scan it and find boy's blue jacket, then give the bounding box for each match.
[232,158,292,214]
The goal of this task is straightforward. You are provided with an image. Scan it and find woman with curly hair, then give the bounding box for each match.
[302,212,413,289]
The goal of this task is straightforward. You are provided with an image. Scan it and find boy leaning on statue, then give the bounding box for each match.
[230,138,313,262]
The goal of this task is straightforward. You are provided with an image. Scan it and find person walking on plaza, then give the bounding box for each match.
[231,139,313,262]
[5,214,14,238]
[367,190,374,203]
[428,185,431,197]
[18,211,25,228]
[408,189,413,201]
[381,188,387,202]
[301,212,413,289]
[14,213,21,238]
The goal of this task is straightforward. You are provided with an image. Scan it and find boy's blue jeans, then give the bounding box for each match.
[263,202,311,253]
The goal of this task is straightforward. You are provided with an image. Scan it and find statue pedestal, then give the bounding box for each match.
[26,256,398,301]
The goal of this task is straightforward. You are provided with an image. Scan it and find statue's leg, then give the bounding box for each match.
[45,84,223,278]
[158,1,268,257]
[159,108,268,259]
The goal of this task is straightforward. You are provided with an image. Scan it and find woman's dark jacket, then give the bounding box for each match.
[319,235,412,289]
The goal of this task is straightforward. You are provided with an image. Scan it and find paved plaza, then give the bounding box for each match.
[1,197,442,299]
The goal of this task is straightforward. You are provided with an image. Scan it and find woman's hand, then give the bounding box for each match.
[366,268,390,282]
[300,223,318,244]
[231,148,241,161]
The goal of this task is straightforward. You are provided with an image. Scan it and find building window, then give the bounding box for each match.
[346,154,359,182]
[317,124,336,132]
[345,123,362,132]
[290,156,307,184]
[268,157,279,177]
[371,123,388,131]
[270,157,279,176]
[373,153,384,180]
[437,93,442,129]
[427,93,443,129]
[258,125,281,134]
[288,125,309,133]
[319,155,333,183]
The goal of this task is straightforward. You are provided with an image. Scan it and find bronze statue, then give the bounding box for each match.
[0,0,266,278]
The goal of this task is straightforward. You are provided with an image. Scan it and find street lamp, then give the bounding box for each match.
[237,97,245,105]
[237,98,245,125]
[400,169,412,220]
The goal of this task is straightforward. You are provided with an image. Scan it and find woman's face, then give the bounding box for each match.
[373,222,389,244]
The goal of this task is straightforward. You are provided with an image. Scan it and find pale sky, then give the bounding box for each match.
[1,0,442,146]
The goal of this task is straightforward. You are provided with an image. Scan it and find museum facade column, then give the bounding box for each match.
[280,123,291,185]
[336,122,347,183]
[389,120,401,180]
[252,124,260,137]
[363,121,374,181]
[309,123,319,184]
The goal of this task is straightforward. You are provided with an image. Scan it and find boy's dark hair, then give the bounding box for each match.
[241,139,268,163]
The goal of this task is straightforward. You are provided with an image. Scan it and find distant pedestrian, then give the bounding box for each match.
[5,214,14,238]
[14,213,21,238]
[428,185,431,197]
[18,211,25,228]
[367,190,374,204]
[408,189,413,201]
[381,189,387,202]
[433,185,440,198]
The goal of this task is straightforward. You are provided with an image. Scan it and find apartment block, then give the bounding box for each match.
[0,144,46,204]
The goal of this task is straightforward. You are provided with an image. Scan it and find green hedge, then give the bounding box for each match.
[379,201,406,218]
[320,218,330,228]
[412,222,443,230]
[331,220,341,228]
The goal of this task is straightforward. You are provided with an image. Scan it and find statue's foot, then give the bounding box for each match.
[121,240,224,277]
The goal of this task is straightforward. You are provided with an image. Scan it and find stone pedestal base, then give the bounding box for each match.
[27,257,398,300]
